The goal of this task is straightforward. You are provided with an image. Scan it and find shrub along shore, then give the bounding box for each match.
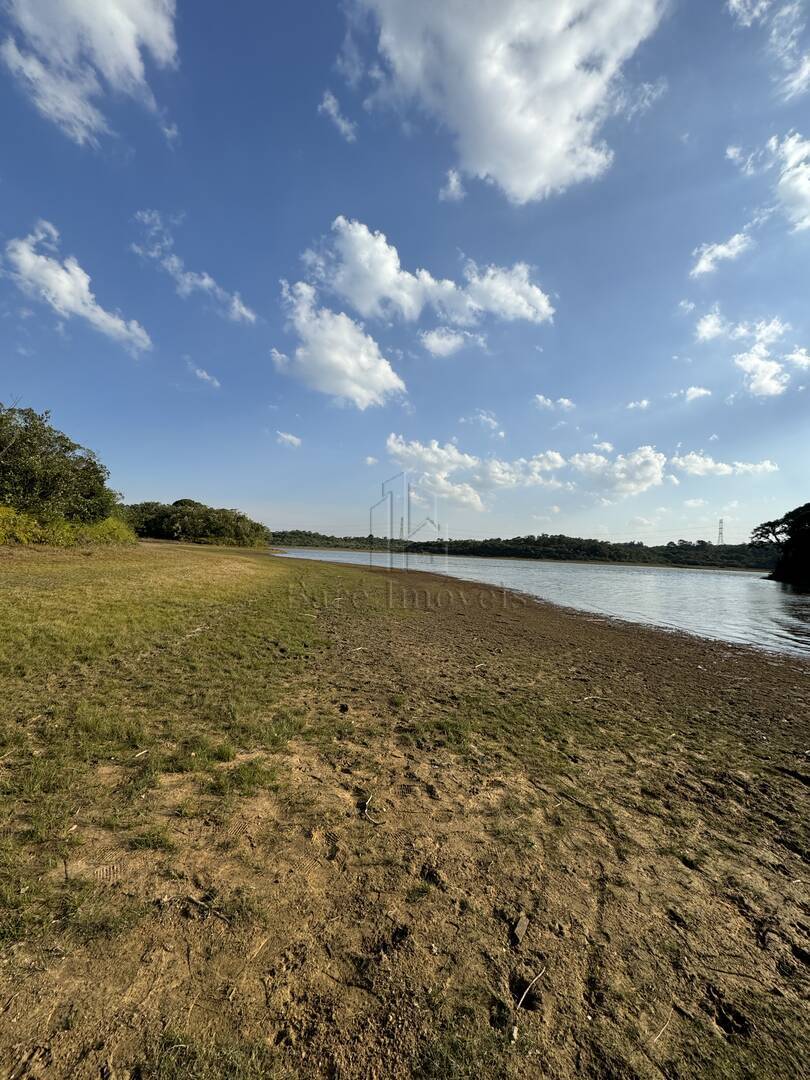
[0,542,807,1078]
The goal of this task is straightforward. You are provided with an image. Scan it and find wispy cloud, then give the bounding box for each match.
[132,211,256,324]
[690,231,753,277]
[318,90,357,142]
[188,362,221,389]
[439,169,466,202]
[276,430,302,448]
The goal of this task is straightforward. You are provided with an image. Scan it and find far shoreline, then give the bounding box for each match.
[271,544,770,576]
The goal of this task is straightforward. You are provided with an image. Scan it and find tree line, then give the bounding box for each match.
[0,404,269,548]
[271,529,779,571]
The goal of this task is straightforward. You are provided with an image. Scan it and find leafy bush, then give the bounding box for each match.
[122,499,271,547]
[0,507,136,547]
[0,507,40,545]
[0,404,117,523]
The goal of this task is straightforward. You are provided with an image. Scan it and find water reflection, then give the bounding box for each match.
[278,548,810,657]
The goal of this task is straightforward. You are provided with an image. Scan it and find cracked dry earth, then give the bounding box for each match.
[2,556,809,1078]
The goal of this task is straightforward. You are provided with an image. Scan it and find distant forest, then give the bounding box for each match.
[272,530,778,571]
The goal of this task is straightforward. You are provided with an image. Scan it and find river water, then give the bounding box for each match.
[277,548,810,658]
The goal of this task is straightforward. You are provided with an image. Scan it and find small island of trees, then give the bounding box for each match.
[753,503,810,588]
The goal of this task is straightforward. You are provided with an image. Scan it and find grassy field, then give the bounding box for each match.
[0,542,808,1078]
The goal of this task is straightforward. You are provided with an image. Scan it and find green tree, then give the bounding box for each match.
[0,404,117,523]
[121,499,271,547]
[752,503,810,587]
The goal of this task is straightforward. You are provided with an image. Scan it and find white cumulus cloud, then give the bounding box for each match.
[734,343,791,395]
[275,281,405,410]
[1,0,177,145]
[307,216,554,328]
[5,220,151,352]
[132,210,257,324]
[784,345,810,368]
[350,0,666,203]
[535,394,575,410]
[671,451,778,476]
[769,132,810,230]
[569,445,667,497]
[729,132,810,230]
[696,306,730,342]
[696,307,801,396]
[420,327,466,357]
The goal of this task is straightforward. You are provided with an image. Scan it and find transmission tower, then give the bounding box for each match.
[717,518,725,545]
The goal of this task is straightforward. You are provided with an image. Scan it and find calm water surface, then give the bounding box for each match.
[278,548,810,658]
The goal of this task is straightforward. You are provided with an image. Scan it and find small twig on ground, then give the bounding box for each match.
[227,936,270,1001]
[650,1007,673,1045]
[185,894,232,925]
[134,748,150,759]
[516,966,546,1012]
[363,793,384,825]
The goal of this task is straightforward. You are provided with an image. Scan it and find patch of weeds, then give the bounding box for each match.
[486,819,538,856]
[208,760,277,797]
[223,705,306,752]
[173,798,202,820]
[122,759,162,799]
[214,885,266,926]
[64,887,147,944]
[22,793,77,845]
[150,1031,285,1080]
[406,882,431,903]
[69,703,146,758]
[403,711,472,752]
[2,755,82,800]
[164,734,236,773]
[0,866,144,948]
[414,1016,512,1079]
[129,825,175,852]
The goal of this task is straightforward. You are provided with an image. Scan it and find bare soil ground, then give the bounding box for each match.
[0,545,808,1078]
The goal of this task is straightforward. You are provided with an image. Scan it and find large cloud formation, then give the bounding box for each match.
[347,0,666,202]
[1,0,177,145]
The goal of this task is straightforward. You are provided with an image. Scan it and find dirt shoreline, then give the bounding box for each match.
[278,552,800,660]
[1,545,808,1078]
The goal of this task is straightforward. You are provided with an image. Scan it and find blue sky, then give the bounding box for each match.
[1,0,808,544]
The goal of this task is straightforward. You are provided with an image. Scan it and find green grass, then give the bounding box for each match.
[0,542,339,948]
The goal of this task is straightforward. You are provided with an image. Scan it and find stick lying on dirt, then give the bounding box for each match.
[516,967,546,1012]
[363,793,384,826]
[650,1007,674,1046]
[511,966,547,1042]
